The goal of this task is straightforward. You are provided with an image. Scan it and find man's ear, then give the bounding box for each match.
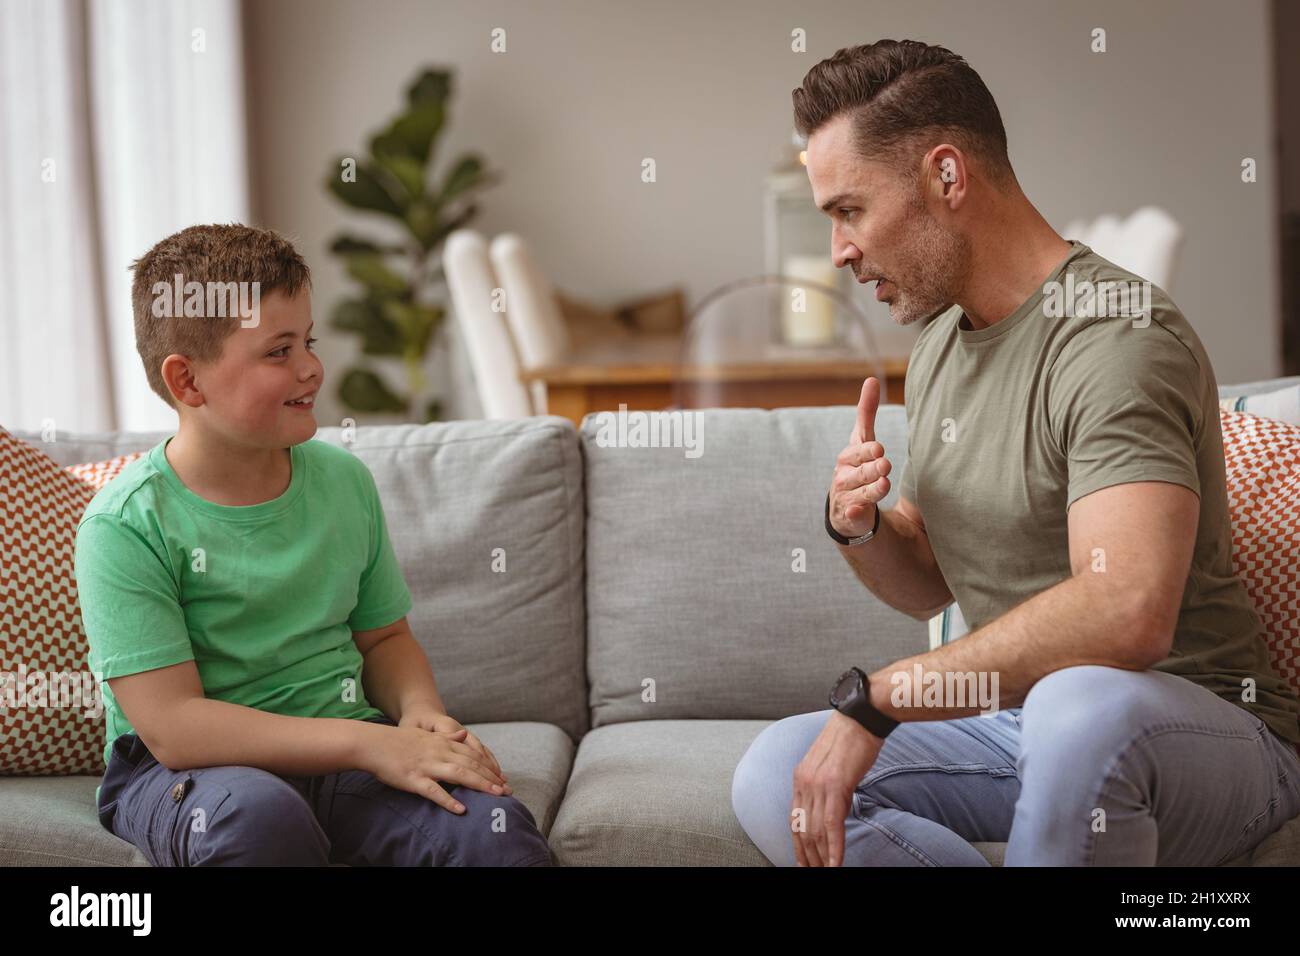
[923,143,967,207]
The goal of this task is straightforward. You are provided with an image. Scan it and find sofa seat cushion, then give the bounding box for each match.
[0,721,573,866]
[0,775,148,866]
[550,720,773,865]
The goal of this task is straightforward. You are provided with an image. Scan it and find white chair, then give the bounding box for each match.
[489,233,572,415]
[1061,205,1184,292]
[443,229,533,419]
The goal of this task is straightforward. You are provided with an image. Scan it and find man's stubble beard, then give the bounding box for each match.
[887,198,971,327]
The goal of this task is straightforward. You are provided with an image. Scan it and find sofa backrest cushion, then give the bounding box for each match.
[580,404,926,727]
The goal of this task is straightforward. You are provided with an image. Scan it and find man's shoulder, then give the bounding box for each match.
[1045,248,1207,383]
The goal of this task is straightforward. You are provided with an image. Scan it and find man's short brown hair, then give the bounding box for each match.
[130,224,311,407]
[792,39,1015,190]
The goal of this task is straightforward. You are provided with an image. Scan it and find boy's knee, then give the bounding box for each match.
[447,790,553,866]
[194,772,329,866]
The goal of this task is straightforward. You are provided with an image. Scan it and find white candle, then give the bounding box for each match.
[781,255,837,345]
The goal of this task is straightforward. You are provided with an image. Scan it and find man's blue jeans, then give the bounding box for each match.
[732,665,1300,865]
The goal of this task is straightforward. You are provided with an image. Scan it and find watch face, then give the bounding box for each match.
[832,670,860,706]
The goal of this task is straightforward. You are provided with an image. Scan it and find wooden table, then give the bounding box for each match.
[519,333,909,426]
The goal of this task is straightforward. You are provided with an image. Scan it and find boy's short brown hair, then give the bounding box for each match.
[131,224,312,407]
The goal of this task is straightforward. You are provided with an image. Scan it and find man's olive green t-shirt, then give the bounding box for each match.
[895,240,1300,748]
[75,438,414,800]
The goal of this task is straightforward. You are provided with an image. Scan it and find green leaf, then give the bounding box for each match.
[330,298,404,356]
[423,398,443,423]
[372,150,425,200]
[381,300,442,357]
[371,100,445,167]
[407,70,452,107]
[345,255,408,298]
[338,368,408,414]
[326,159,407,218]
[403,196,442,250]
[329,235,406,256]
[438,155,492,205]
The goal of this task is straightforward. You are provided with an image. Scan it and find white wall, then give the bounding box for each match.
[245,0,1281,425]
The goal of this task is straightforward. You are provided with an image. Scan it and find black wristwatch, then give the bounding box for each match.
[824,491,880,546]
[829,666,899,739]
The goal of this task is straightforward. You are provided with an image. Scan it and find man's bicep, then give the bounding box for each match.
[1067,480,1198,655]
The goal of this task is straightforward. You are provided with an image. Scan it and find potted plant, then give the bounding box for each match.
[324,68,500,422]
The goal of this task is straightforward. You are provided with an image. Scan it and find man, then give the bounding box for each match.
[731,39,1300,866]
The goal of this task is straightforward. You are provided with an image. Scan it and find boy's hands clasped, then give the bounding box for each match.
[367,709,511,815]
[829,377,893,537]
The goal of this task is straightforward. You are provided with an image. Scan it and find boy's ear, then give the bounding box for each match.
[161,353,205,409]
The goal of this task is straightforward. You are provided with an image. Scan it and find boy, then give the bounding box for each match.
[75,224,552,866]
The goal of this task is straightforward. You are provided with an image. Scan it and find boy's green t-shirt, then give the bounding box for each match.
[896,240,1300,748]
[75,437,414,795]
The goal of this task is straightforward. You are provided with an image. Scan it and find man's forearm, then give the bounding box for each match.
[864,570,1159,723]
[837,504,953,619]
[159,698,385,775]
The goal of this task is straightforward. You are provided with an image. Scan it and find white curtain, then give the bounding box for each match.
[0,0,250,434]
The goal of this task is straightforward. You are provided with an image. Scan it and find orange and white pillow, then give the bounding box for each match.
[0,428,140,775]
[1220,409,1300,698]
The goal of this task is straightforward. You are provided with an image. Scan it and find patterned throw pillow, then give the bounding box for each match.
[0,429,140,775]
[1220,410,1300,699]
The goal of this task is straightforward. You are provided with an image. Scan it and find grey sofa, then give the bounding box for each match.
[4,377,1299,866]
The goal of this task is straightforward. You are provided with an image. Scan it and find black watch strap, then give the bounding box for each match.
[824,491,880,546]
[831,667,899,739]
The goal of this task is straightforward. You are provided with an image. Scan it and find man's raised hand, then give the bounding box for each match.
[829,377,892,537]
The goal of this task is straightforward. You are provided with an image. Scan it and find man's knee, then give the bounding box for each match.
[1019,665,1171,774]
[192,770,329,866]
[732,715,824,858]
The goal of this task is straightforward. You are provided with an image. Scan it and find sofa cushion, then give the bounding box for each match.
[0,720,573,865]
[580,405,927,727]
[0,775,149,866]
[549,719,772,865]
[14,418,589,739]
